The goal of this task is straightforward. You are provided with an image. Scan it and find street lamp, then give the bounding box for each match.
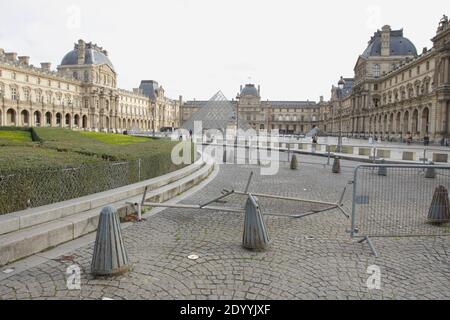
[337,76,346,153]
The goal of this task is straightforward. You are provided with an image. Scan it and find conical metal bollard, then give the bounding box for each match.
[243,194,270,250]
[290,154,298,170]
[425,162,436,179]
[332,157,341,174]
[91,206,129,276]
[427,185,450,225]
[378,160,387,176]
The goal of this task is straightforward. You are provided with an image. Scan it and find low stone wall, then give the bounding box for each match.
[0,153,215,266]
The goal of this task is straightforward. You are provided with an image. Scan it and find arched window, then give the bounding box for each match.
[56,113,62,126]
[373,64,380,78]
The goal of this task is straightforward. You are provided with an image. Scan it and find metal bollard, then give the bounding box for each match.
[425,162,436,179]
[91,206,130,276]
[377,160,387,176]
[242,194,270,250]
[332,157,341,174]
[428,185,450,225]
[290,154,298,170]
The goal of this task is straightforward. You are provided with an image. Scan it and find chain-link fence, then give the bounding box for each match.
[351,164,450,239]
[0,153,190,215]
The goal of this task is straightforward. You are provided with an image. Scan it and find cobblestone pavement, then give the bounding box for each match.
[0,155,449,300]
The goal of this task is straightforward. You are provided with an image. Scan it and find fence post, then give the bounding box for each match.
[327,145,331,166]
[138,159,141,182]
[288,143,291,162]
[351,167,358,238]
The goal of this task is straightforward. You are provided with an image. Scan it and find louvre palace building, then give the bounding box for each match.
[1,16,449,142]
[325,16,450,143]
[0,40,181,132]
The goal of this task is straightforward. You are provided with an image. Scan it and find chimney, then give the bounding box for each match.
[5,52,17,61]
[40,62,51,71]
[240,85,243,92]
[320,96,324,103]
[258,85,261,96]
[77,39,86,65]
[103,50,108,56]
[18,56,30,66]
[381,25,391,56]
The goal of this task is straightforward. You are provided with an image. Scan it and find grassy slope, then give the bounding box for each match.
[34,128,181,161]
[0,129,103,171]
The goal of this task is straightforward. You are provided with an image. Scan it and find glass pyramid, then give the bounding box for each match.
[182,91,252,132]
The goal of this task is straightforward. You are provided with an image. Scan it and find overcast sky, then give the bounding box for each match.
[0,0,448,101]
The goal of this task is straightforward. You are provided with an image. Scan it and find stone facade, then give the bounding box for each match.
[182,84,328,135]
[325,17,450,143]
[0,40,181,132]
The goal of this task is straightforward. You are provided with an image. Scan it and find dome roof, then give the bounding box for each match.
[60,43,115,71]
[240,84,259,97]
[362,29,417,58]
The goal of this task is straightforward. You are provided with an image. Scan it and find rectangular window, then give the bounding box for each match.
[426,61,430,71]
[11,87,17,100]
[374,84,378,91]
[417,66,420,75]
[409,70,412,78]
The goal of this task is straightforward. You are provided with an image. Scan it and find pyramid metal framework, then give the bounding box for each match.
[182,91,252,132]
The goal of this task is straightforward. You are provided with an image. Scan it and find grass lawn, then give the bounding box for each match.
[33,127,186,161]
[80,131,150,145]
[0,146,103,171]
[0,130,33,144]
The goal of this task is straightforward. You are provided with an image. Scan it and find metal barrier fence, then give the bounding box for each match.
[0,155,185,215]
[351,164,450,255]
